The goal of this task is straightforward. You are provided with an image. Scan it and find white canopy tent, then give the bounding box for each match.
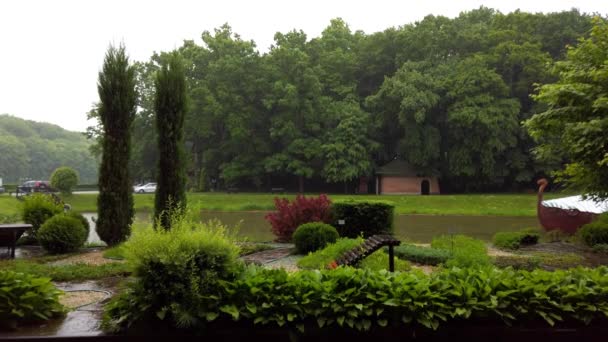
[542,195,608,214]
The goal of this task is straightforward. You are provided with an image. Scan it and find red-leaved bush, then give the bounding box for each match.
[265,194,332,242]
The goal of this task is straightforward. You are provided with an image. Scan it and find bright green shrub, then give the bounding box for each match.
[0,271,65,328]
[65,212,90,239]
[21,193,63,239]
[393,244,451,265]
[578,218,608,246]
[331,201,394,238]
[431,235,490,267]
[50,166,79,195]
[103,215,241,331]
[297,238,363,269]
[37,214,87,254]
[293,222,339,254]
[104,265,608,333]
[493,230,540,250]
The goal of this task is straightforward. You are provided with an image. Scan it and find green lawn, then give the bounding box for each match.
[0,191,563,218]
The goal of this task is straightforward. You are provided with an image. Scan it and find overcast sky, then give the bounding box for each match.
[0,0,605,132]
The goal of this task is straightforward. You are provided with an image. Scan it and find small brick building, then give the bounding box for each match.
[375,159,440,195]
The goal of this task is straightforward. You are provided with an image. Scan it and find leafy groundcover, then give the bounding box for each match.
[104,266,608,335]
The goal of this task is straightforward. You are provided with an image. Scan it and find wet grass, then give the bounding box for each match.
[0,257,131,282]
[1,191,565,218]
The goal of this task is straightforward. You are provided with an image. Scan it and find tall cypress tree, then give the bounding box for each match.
[154,52,188,229]
[96,45,137,245]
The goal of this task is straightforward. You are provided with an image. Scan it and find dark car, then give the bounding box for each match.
[17,180,54,194]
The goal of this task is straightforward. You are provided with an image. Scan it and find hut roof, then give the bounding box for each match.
[375,159,420,177]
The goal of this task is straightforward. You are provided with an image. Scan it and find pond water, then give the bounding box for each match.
[82,211,539,244]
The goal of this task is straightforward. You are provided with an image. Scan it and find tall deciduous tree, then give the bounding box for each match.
[96,44,137,245]
[526,18,608,199]
[154,52,188,229]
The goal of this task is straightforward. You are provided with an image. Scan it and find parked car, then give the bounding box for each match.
[17,180,54,194]
[133,183,157,193]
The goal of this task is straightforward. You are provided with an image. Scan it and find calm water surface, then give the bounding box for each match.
[83,211,539,244]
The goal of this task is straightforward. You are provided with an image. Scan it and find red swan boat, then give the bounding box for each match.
[536,179,606,234]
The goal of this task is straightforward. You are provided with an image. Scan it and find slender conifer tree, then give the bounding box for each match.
[96,44,137,245]
[154,52,188,229]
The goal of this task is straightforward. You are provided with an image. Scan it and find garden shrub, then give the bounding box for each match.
[359,249,410,271]
[50,166,79,195]
[293,222,339,254]
[331,201,394,238]
[265,194,332,242]
[103,214,242,331]
[297,238,363,269]
[393,244,451,265]
[0,270,64,328]
[431,235,490,267]
[21,193,63,239]
[65,211,90,239]
[493,230,540,250]
[492,255,541,270]
[578,217,608,246]
[104,265,608,333]
[37,214,87,254]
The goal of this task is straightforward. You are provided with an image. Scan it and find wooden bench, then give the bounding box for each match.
[0,224,32,258]
[270,187,285,194]
[328,234,401,272]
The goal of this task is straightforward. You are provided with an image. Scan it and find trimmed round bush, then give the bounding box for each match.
[578,219,608,247]
[38,215,87,254]
[65,212,90,240]
[293,222,339,254]
[21,193,64,239]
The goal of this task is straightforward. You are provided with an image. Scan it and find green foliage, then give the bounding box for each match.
[0,271,64,327]
[96,44,137,246]
[103,245,125,260]
[0,213,19,224]
[0,114,98,184]
[359,250,410,272]
[393,244,451,265]
[37,214,87,254]
[526,18,608,199]
[65,211,90,239]
[21,193,63,239]
[492,230,540,250]
[296,237,408,271]
[592,244,608,254]
[293,222,339,254]
[297,238,363,269]
[103,214,241,330]
[578,219,608,246]
[431,235,491,267]
[50,166,79,195]
[105,265,608,333]
[154,52,189,229]
[331,201,394,238]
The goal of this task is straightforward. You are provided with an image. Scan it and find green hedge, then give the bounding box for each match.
[393,244,451,265]
[331,201,394,238]
[104,266,608,333]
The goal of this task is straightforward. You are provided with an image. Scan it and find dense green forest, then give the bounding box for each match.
[0,115,97,184]
[86,7,601,193]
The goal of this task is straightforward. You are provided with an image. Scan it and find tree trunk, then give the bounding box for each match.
[298,175,304,193]
[344,181,348,194]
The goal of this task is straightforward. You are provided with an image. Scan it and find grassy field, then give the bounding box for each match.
[0,191,562,218]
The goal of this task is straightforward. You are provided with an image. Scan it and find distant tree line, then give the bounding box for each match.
[0,114,97,184]
[87,7,602,193]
